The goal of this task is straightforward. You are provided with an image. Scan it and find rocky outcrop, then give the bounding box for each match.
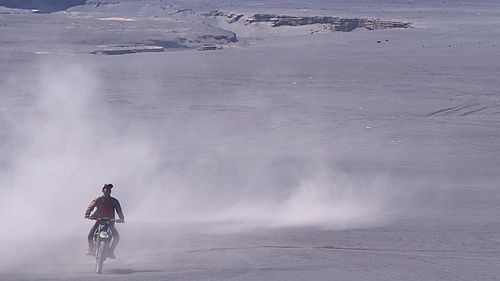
[86,1,120,8]
[198,44,223,51]
[90,44,164,55]
[247,14,411,31]
[202,10,244,24]
[202,10,226,17]
[170,8,195,15]
[204,11,411,32]
[196,33,237,43]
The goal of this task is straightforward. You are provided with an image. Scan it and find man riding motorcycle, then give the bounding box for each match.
[85,183,125,258]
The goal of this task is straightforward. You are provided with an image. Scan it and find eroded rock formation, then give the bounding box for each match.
[205,10,412,32]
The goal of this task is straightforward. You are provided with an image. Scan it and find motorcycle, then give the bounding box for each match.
[89,218,121,274]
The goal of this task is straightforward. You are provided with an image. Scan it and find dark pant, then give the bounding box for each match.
[87,222,120,252]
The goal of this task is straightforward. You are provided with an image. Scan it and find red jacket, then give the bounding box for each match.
[85,196,124,221]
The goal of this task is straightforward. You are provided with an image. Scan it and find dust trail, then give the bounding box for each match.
[0,61,160,261]
[0,59,400,267]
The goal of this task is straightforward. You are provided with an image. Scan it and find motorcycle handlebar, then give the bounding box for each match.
[86,217,124,223]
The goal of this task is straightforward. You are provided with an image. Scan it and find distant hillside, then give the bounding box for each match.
[0,0,86,13]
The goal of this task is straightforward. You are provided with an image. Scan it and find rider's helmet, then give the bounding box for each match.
[102,183,113,191]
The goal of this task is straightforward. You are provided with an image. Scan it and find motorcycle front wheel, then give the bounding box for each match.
[95,240,105,274]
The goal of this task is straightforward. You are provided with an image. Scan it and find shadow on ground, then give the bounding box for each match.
[106,268,164,275]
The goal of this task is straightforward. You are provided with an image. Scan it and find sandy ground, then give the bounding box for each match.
[1,0,500,280]
[4,223,500,281]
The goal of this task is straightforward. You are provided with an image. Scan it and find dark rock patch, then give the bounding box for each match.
[0,0,86,13]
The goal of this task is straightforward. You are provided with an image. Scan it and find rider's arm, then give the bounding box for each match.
[85,199,98,218]
[114,199,125,222]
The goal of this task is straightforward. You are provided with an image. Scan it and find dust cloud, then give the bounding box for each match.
[0,61,157,241]
[0,59,400,264]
